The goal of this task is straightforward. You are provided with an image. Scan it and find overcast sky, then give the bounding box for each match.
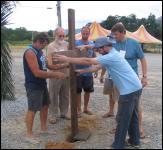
[6,1,162,31]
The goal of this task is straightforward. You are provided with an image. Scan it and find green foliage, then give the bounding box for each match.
[1,1,15,100]
[100,14,162,40]
[48,30,53,37]
[2,26,33,41]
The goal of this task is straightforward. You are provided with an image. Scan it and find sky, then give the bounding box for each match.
[6,1,162,31]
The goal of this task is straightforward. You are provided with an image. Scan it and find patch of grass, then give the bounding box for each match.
[143,44,162,53]
[9,40,31,46]
[9,41,31,52]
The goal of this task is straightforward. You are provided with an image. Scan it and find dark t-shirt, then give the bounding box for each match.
[23,45,47,90]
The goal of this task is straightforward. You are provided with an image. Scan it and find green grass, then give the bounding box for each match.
[144,44,162,53]
[9,40,31,52]
[9,40,31,45]
[9,41,162,54]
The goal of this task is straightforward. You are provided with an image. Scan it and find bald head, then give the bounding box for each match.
[53,27,65,42]
[53,27,65,37]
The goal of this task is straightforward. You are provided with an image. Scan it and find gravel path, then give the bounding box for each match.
[1,52,162,149]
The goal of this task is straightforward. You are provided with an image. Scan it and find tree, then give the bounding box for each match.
[101,15,118,29]
[100,14,162,40]
[1,1,15,100]
[48,30,53,37]
[145,14,162,40]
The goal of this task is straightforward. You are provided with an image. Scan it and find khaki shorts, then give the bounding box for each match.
[138,94,143,112]
[103,78,119,101]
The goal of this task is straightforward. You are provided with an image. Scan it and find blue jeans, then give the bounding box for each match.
[112,89,142,149]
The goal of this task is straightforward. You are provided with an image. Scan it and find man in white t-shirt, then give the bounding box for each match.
[47,27,70,124]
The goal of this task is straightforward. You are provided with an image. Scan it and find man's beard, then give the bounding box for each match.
[102,51,108,55]
[57,39,65,45]
[82,36,88,41]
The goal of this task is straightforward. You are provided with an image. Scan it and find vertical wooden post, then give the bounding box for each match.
[68,9,78,138]
[57,1,62,27]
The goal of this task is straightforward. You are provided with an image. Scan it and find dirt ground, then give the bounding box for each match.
[1,51,162,149]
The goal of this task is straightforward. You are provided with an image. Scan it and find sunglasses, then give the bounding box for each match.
[98,46,104,49]
[58,35,65,38]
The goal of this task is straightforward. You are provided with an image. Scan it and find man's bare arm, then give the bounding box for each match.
[25,50,65,79]
[76,45,94,51]
[75,65,102,74]
[99,67,106,83]
[100,67,106,78]
[47,63,69,70]
[140,57,148,87]
[46,55,69,70]
[53,55,99,66]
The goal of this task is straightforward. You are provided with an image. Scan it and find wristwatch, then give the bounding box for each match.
[142,74,147,78]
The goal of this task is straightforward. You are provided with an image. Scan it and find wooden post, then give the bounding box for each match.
[48,8,91,141]
[57,1,62,27]
[68,9,78,138]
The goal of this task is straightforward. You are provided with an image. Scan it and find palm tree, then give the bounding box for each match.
[1,1,16,100]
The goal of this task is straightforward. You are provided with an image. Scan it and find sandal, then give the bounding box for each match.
[60,115,71,120]
[24,136,40,144]
[109,128,116,134]
[102,113,114,118]
[83,110,93,115]
[48,118,57,124]
[77,112,82,118]
[140,132,146,139]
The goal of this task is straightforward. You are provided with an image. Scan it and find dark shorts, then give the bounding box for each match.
[76,76,94,93]
[25,86,50,112]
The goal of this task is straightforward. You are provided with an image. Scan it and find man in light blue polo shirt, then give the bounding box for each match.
[111,22,148,139]
[54,36,142,149]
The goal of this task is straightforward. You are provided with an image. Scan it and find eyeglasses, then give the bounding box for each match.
[98,46,104,49]
[58,35,65,38]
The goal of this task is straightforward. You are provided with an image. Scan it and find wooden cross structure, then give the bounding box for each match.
[49,9,91,141]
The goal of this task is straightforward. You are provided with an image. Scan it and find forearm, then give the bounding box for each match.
[100,68,106,77]
[140,57,147,77]
[79,65,102,74]
[76,45,93,50]
[34,70,61,79]
[47,63,69,70]
[86,45,94,49]
[66,57,93,65]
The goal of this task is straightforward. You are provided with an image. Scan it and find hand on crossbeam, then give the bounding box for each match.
[77,46,87,51]
[76,45,94,51]
[52,55,69,62]
[75,69,85,76]
[94,72,98,78]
